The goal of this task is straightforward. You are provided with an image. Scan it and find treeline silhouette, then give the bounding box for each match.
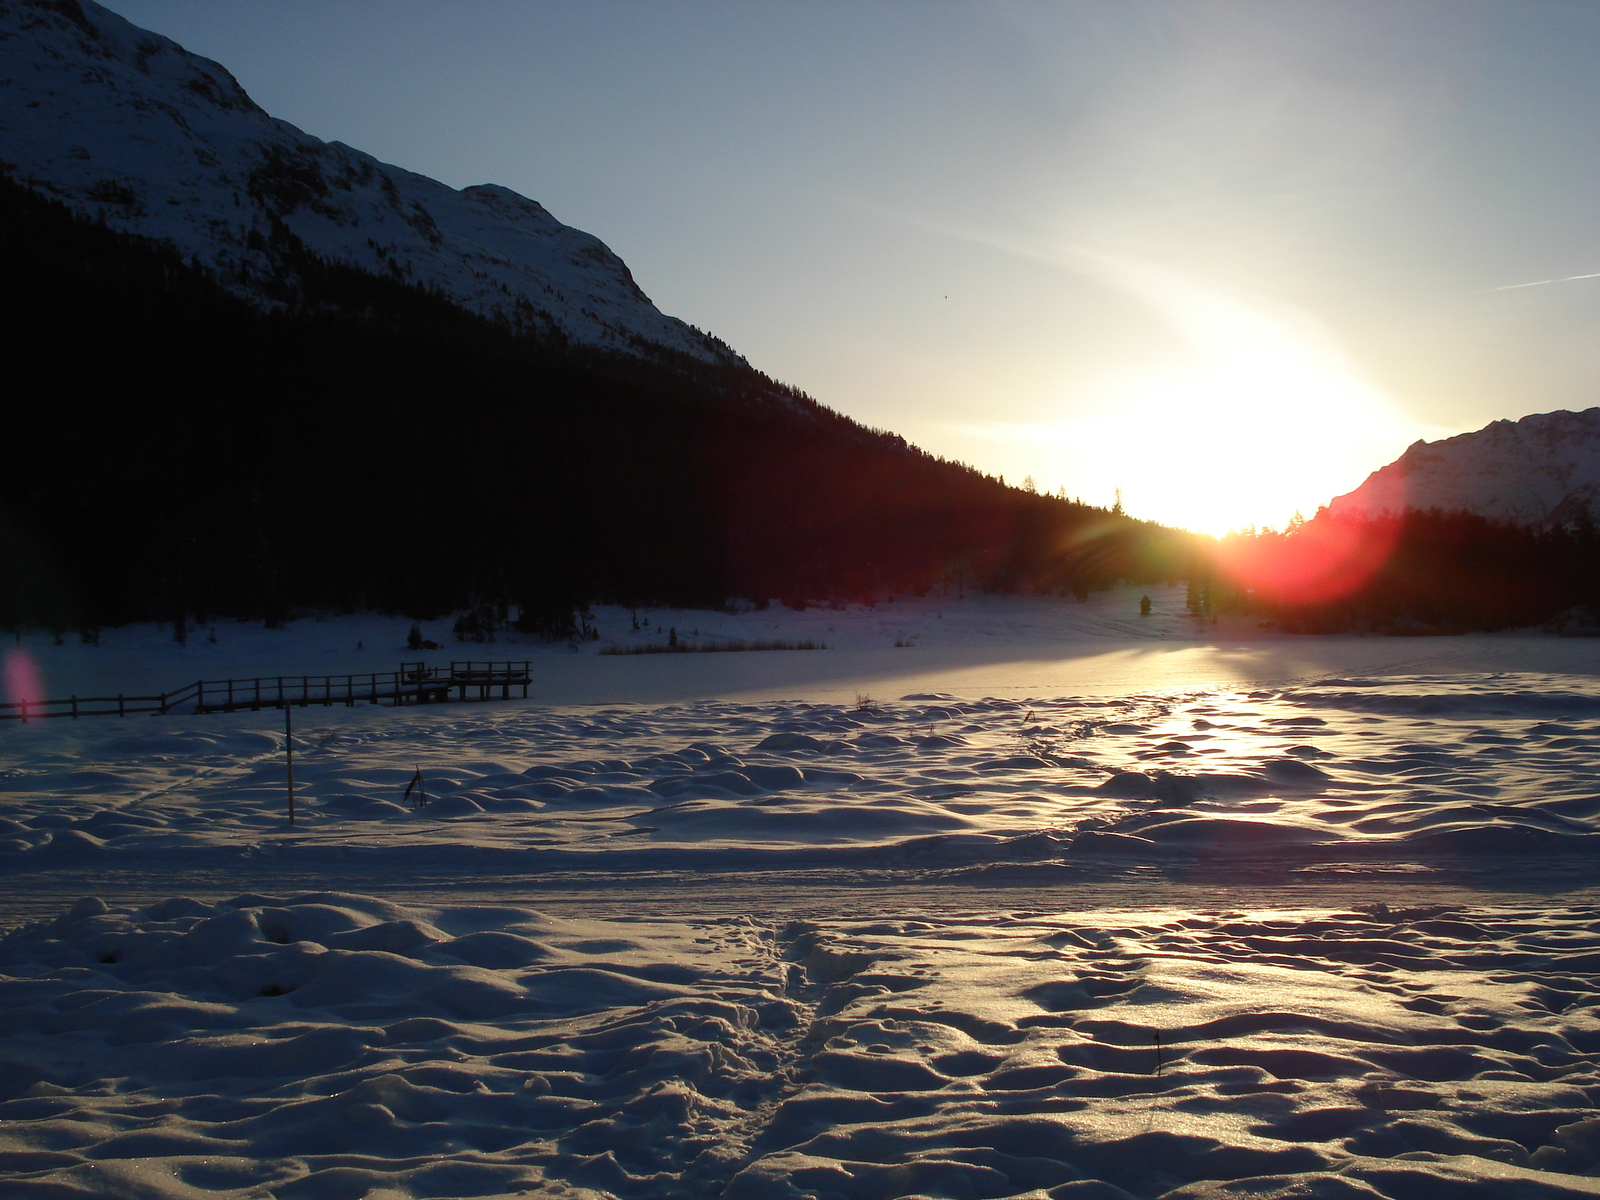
[0,174,1191,637]
[1198,508,1600,633]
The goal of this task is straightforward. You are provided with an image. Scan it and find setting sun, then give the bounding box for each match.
[1050,253,1445,536]
[929,231,1450,536]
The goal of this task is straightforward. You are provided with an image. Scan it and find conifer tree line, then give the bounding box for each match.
[0,175,1193,638]
[1204,508,1600,633]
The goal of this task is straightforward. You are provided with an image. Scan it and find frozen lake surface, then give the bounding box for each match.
[16,586,1600,706]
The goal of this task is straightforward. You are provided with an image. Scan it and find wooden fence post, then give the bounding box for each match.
[285,703,295,826]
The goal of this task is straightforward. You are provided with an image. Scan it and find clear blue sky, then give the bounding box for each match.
[101,1,1600,532]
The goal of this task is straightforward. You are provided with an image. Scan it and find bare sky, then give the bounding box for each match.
[101,1,1600,532]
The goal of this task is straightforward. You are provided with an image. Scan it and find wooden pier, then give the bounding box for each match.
[0,661,536,722]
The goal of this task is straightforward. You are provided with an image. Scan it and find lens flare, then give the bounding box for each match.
[4,648,44,711]
[1215,514,1400,606]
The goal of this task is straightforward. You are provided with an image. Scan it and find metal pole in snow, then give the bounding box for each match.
[285,703,296,826]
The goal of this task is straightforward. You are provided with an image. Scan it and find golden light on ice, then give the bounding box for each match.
[1059,253,1428,535]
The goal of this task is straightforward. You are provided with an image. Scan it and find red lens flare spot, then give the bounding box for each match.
[4,649,44,710]
[1216,515,1400,607]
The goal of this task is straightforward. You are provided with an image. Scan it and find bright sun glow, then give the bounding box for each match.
[1055,252,1437,535]
[930,225,1451,536]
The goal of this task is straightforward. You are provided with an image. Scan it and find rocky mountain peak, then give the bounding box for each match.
[0,0,735,362]
[1328,407,1600,526]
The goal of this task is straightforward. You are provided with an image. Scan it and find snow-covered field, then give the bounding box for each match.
[9,892,1600,1200]
[15,586,1600,706]
[10,668,1600,884]
[8,593,1600,1198]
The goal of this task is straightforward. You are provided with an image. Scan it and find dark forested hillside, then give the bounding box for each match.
[1201,508,1600,634]
[0,174,1189,634]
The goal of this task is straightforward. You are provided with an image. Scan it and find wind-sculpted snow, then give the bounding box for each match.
[8,673,1600,876]
[7,894,1600,1198]
[0,0,734,361]
[9,672,1600,1196]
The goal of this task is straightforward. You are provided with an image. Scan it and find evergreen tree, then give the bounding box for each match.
[0,172,1196,630]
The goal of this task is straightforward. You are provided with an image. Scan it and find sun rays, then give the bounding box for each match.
[914,219,1452,534]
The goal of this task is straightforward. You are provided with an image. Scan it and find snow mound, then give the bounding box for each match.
[10,673,1600,877]
[7,894,1600,1197]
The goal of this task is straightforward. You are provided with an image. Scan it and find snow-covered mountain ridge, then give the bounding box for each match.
[1328,407,1600,526]
[0,0,736,362]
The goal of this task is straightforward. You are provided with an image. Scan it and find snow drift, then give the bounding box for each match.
[6,892,1600,1198]
[8,672,1600,876]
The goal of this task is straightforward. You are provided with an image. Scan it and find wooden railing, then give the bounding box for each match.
[415,660,533,700]
[0,661,535,721]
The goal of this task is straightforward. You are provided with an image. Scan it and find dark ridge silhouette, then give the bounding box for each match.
[1202,507,1600,634]
[0,173,1192,635]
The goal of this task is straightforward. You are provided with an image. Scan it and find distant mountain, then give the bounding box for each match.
[0,170,1184,630]
[0,0,735,363]
[0,1,1187,632]
[1327,408,1600,527]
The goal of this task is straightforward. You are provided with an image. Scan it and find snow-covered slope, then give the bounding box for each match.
[1328,407,1600,525]
[0,0,735,361]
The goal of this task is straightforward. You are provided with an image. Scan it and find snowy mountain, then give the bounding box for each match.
[0,0,735,362]
[1327,407,1600,526]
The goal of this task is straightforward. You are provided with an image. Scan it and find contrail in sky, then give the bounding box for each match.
[1493,271,1600,291]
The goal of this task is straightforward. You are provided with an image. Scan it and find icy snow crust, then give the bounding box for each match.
[13,665,1600,1194]
[10,893,1600,1198]
[9,673,1600,873]
[0,0,732,361]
